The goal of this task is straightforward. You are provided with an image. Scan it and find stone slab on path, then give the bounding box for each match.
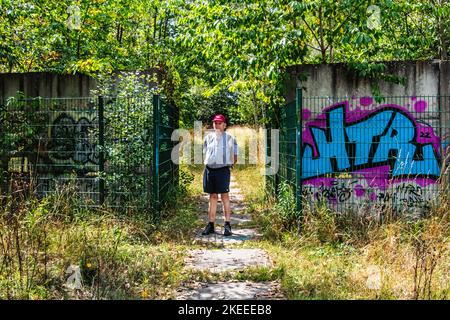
[185,248,271,273]
[230,193,245,202]
[176,281,284,300]
[194,228,261,245]
[198,213,253,226]
[177,172,285,300]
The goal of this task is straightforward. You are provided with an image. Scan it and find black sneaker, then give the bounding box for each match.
[201,223,215,235]
[224,222,232,236]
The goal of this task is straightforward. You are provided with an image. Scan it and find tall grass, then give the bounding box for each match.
[0,169,197,299]
[233,157,449,299]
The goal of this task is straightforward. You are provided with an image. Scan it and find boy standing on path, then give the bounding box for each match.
[201,114,238,236]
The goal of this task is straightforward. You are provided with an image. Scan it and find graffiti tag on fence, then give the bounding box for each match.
[301,98,443,209]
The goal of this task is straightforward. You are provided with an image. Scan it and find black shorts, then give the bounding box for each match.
[203,166,231,194]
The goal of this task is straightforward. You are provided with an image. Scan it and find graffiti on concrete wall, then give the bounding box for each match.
[36,174,99,203]
[31,111,100,202]
[301,97,444,209]
[49,112,99,165]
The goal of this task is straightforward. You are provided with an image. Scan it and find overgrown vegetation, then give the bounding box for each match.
[1,145,448,300]
[2,1,450,126]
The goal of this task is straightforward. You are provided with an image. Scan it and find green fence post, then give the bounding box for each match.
[153,94,160,218]
[149,96,154,212]
[446,95,450,184]
[98,96,105,206]
[265,125,272,197]
[295,88,302,232]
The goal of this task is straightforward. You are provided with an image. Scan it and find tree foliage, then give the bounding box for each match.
[1,0,449,125]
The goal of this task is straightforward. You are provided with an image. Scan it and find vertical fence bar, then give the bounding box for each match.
[265,124,270,197]
[147,96,153,211]
[274,104,280,197]
[153,94,160,217]
[295,88,303,231]
[446,95,450,184]
[98,96,105,206]
[265,107,271,197]
[0,98,6,195]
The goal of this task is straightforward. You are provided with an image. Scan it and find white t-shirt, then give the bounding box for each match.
[203,131,238,168]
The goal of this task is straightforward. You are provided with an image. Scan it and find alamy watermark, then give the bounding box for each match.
[367,5,381,30]
[67,4,81,30]
[65,265,82,290]
[170,121,280,175]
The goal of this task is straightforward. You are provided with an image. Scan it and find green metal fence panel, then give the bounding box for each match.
[1,94,179,217]
[152,94,160,213]
[99,96,105,205]
[268,90,450,217]
[102,95,154,212]
[295,88,302,228]
[279,100,297,189]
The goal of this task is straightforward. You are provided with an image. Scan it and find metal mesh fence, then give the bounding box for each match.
[302,95,449,214]
[102,96,153,211]
[153,95,179,215]
[278,100,297,189]
[0,97,101,204]
[267,90,450,216]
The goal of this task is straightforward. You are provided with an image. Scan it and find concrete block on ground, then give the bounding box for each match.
[194,228,261,246]
[185,248,271,272]
[176,281,284,300]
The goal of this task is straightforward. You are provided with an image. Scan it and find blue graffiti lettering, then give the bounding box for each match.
[346,110,393,166]
[302,105,440,180]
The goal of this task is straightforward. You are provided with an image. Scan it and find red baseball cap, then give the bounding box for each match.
[212,114,226,123]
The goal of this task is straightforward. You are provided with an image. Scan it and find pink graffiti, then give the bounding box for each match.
[360,96,373,107]
[354,184,365,197]
[369,192,377,202]
[302,99,442,192]
[414,100,427,113]
[302,108,311,120]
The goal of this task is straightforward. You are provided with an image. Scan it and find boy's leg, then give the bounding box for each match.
[218,167,231,221]
[221,192,232,236]
[220,192,231,222]
[204,167,218,223]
